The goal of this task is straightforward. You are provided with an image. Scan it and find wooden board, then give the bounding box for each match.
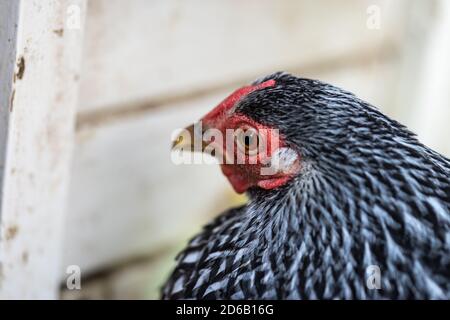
[403,0,450,156]
[77,0,406,113]
[0,0,86,299]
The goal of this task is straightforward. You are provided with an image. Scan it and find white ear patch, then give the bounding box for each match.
[261,147,299,176]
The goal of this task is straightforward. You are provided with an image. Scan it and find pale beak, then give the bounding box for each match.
[172,123,208,152]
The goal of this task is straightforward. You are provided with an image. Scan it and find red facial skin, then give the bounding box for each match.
[200,80,299,194]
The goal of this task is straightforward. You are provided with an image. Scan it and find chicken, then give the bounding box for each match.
[162,72,450,299]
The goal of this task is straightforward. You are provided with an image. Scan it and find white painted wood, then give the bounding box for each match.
[0,0,86,299]
[406,0,450,156]
[77,0,406,112]
[0,0,20,196]
[388,0,450,158]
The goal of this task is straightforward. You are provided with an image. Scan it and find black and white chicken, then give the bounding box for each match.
[163,72,450,299]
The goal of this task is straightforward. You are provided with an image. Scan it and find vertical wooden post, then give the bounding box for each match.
[408,0,450,155]
[393,0,450,156]
[0,0,86,299]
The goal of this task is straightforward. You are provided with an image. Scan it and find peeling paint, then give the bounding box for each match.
[9,88,15,112]
[4,225,19,241]
[53,28,64,37]
[22,252,29,264]
[15,56,25,80]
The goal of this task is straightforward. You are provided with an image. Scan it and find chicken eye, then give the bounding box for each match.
[244,136,252,147]
[236,128,260,155]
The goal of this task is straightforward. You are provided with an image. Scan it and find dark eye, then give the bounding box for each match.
[244,135,252,147]
[237,128,259,155]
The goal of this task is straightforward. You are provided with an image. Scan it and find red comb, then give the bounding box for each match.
[202,79,276,121]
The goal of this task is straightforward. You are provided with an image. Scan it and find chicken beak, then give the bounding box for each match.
[172,123,208,152]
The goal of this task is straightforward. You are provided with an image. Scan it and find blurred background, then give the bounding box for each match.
[1,0,450,299]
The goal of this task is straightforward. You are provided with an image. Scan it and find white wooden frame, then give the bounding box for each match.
[0,0,86,299]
